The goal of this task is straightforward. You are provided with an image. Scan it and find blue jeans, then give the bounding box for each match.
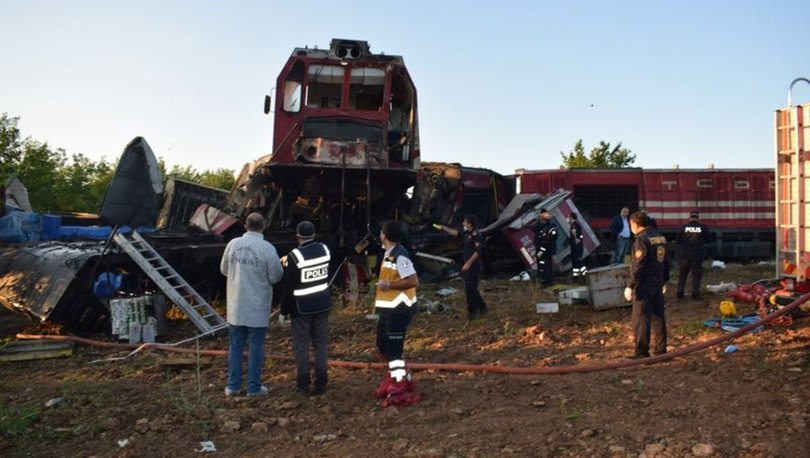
[227,325,267,394]
[613,237,630,264]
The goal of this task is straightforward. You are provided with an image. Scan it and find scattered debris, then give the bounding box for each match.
[706,282,737,294]
[509,271,531,281]
[724,345,738,354]
[197,441,217,453]
[711,260,726,269]
[44,397,64,408]
[434,287,459,297]
[117,439,129,448]
[535,303,559,314]
[703,315,764,333]
[558,286,589,305]
[0,340,74,362]
[422,300,450,314]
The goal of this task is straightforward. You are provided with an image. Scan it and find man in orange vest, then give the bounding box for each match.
[372,220,421,407]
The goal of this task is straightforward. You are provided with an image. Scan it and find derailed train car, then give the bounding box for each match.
[0,39,602,333]
[227,39,421,257]
[517,167,775,260]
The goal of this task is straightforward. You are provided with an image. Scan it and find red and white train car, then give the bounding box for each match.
[516,167,775,260]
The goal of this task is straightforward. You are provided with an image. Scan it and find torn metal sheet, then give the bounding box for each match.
[485,190,601,273]
[189,204,240,235]
[157,177,229,231]
[0,241,110,332]
[99,137,164,228]
[4,176,33,212]
[0,234,227,333]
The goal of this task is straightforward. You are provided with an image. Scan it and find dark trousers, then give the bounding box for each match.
[375,312,413,361]
[463,263,487,317]
[538,252,554,286]
[291,311,329,391]
[677,258,704,296]
[631,288,667,357]
[571,243,584,273]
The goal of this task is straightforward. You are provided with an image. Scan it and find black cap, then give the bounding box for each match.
[540,208,549,213]
[296,221,315,238]
[689,211,699,218]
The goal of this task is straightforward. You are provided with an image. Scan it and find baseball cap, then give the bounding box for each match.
[296,221,315,238]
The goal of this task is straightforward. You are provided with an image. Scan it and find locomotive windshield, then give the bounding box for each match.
[349,68,385,111]
[306,65,344,109]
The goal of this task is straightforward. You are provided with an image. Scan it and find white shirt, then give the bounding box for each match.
[619,217,631,238]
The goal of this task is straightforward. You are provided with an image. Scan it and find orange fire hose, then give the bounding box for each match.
[16,292,809,374]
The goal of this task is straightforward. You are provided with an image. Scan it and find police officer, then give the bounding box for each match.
[534,208,559,287]
[568,212,586,280]
[436,214,488,320]
[280,220,332,395]
[372,220,421,407]
[624,211,668,358]
[676,211,711,300]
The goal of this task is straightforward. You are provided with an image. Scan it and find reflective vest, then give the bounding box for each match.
[289,241,332,315]
[374,244,417,315]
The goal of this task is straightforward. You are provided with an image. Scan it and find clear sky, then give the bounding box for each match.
[2,0,809,176]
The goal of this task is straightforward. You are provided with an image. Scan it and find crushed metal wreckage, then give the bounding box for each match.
[0,147,601,334]
[0,140,599,332]
[1,38,603,335]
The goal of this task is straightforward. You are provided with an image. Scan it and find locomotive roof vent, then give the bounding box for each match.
[330,39,369,60]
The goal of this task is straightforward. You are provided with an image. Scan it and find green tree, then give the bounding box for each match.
[198,168,236,190]
[15,141,66,212]
[3,114,235,213]
[57,153,116,213]
[158,159,235,191]
[0,113,23,183]
[560,139,636,168]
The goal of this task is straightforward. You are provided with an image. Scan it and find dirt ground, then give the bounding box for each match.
[0,262,808,458]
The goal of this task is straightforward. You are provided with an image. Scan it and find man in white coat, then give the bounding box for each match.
[220,212,283,397]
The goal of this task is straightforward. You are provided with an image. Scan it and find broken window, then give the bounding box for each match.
[389,70,414,162]
[306,65,344,109]
[349,67,385,111]
[283,60,304,113]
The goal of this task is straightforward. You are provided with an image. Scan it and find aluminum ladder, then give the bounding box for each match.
[114,231,227,335]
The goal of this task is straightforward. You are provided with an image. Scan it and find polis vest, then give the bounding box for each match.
[289,241,332,315]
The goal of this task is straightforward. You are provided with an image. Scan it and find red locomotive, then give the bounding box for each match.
[516,167,775,260]
[231,39,419,249]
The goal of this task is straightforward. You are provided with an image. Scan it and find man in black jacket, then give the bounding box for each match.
[624,211,668,358]
[436,214,488,320]
[280,221,332,395]
[534,208,559,287]
[676,211,711,300]
[568,212,586,280]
